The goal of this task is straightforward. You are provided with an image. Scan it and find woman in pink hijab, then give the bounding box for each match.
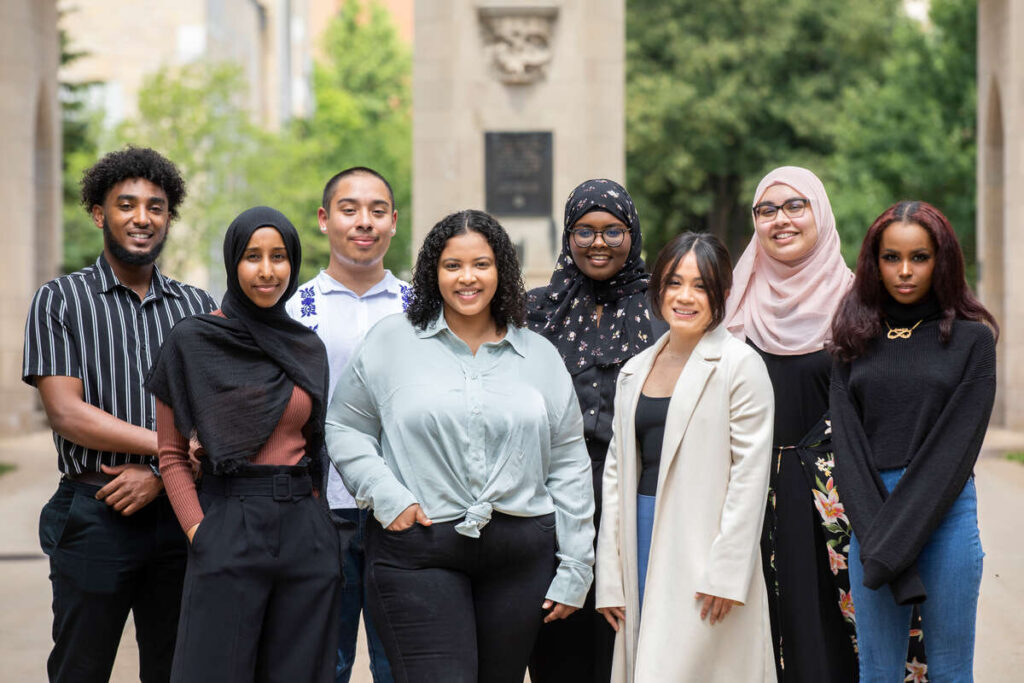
[723,166,859,682]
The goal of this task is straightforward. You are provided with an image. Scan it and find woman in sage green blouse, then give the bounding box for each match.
[325,209,595,683]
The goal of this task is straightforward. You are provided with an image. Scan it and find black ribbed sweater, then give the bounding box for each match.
[830,297,995,605]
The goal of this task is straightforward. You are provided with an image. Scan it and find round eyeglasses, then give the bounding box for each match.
[569,227,627,248]
[752,197,810,222]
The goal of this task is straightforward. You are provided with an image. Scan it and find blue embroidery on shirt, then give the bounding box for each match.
[400,284,412,311]
[299,286,317,317]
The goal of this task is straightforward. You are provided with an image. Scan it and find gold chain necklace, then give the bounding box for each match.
[886,319,923,340]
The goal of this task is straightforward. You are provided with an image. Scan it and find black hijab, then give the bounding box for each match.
[147,206,329,476]
[527,179,656,373]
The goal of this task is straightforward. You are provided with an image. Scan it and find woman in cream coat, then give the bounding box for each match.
[595,233,776,682]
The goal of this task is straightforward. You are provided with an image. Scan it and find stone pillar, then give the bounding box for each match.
[977,0,1024,428]
[0,0,61,433]
[413,0,624,286]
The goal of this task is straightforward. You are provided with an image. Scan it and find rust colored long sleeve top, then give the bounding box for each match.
[156,386,311,531]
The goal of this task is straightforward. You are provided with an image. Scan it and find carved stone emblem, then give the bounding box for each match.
[478,6,558,85]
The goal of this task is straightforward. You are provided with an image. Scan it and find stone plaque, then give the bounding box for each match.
[485,132,552,216]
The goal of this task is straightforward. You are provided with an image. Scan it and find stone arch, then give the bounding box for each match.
[979,77,1005,423]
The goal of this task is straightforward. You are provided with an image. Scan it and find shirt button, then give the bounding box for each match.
[592,382,598,388]
[589,409,595,415]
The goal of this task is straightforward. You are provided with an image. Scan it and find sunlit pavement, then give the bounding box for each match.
[2,429,1021,681]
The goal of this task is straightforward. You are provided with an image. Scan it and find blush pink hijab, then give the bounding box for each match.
[724,166,853,355]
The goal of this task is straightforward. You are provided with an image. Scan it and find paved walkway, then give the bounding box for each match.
[2,429,1022,681]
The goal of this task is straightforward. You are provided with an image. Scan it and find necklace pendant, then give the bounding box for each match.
[885,318,923,340]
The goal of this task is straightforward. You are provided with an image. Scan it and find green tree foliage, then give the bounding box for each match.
[235,0,411,282]
[72,0,411,285]
[828,0,977,269]
[299,0,413,278]
[118,63,265,279]
[626,0,977,273]
[244,0,413,282]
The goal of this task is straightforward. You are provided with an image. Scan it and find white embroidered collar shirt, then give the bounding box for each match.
[286,269,409,508]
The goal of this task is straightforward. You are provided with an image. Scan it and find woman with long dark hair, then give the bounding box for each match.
[723,167,859,681]
[325,210,595,683]
[147,206,342,681]
[595,232,776,682]
[526,179,662,683]
[830,201,997,680]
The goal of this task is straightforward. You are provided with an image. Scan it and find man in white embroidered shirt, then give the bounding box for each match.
[286,166,407,683]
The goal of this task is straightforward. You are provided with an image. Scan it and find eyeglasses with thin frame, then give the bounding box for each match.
[752,197,810,222]
[569,227,627,248]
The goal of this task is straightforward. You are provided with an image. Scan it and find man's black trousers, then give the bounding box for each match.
[39,479,187,683]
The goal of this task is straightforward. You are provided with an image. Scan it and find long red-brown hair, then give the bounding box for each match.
[829,201,998,362]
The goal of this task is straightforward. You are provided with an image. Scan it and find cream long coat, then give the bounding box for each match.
[595,325,777,683]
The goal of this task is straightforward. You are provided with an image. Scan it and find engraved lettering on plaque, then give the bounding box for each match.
[485,132,553,216]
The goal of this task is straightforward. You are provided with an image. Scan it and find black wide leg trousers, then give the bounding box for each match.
[170,468,343,683]
[365,512,558,683]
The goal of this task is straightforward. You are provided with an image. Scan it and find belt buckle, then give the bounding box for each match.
[272,474,292,501]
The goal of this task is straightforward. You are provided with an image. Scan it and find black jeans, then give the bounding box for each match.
[39,479,187,683]
[528,583,615,683]
[365,512,557,683]
[170,467,343,683]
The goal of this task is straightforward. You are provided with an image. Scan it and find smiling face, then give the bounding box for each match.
[878,221,935,305]
[92,178,170,267]
[659,250,713,342]
[568,209,632,281]
[753,183,819,263]
[437,230,499,326]
[236,227,292,308]
[319,172,396,274]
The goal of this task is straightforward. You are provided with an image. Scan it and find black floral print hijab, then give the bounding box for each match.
[527,179,656,373]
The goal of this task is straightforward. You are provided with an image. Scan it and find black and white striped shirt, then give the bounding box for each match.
[22,254,217,474]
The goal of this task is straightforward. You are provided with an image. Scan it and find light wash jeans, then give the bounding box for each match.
[848,469,983,682]
[637,494,656,612]
[334,508,393,683]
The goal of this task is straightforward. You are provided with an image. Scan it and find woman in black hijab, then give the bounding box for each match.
[527,179,663,683]
[148,206,342,682]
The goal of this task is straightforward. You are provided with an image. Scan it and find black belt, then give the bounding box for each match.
[200,471,313,501]
[65,471,116,486]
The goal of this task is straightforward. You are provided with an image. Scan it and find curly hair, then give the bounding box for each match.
[405,210,526,330]
[80,146,187,221]
[829,200,998,362]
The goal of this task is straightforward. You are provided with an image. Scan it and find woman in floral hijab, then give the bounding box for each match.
[526,178,663,683]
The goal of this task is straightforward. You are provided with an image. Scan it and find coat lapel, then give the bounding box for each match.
[658,325,729,477]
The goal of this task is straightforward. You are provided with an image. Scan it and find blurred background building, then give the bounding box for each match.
[0,0,61,433]
[57,0,412,130]
[977,0,1021,429]
[2,0,1022,435]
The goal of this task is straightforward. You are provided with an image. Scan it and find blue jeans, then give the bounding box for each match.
[335,508,393,683]
[636,494,656,612]
[848,469,983,682]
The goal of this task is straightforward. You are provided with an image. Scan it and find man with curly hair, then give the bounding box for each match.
[285,167,407,683]
[23,147,216,682]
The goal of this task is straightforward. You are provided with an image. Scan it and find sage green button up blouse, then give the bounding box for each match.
[325,312,595,607]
